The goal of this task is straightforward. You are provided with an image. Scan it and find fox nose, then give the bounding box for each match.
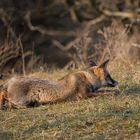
[112,80,118,87]
[107,80,118,87]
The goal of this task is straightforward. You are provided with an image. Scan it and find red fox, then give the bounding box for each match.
[0,60,118,109]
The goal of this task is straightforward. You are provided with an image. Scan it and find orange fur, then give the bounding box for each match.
[90,67,105,80]
[0,91,7,109]
[76,71,93,83]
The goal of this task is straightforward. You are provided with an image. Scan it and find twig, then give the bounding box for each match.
[132,43,140,48]
[85,15,106,31]
[69,6,79,22]
[0,8,17,40]
[102,9,138,19]
[63,60,75,70]
[18,38,26,76]
[0,115,16,125]
[53,40,78,51]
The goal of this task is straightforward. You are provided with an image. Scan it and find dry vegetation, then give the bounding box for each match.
[0,1,140,139]
[0,0,140,73]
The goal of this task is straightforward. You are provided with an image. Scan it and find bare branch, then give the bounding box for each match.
[132,43,140,48]
[18,38,26,76]
[53,39,79,51]
[0,8,17,40]
[24,11,76,37]
[102,9,139,19]
[85,15,106,31]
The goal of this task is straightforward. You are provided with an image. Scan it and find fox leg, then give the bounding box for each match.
[77,91,89,100]
[7,99,28,110]
[0,93,4,109]
[78,85,97,99]
[87,92,97,97]
[0,91,7,110]
[7,102,13,111]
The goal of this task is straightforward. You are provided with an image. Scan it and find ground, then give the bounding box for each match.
[0,63,140,140]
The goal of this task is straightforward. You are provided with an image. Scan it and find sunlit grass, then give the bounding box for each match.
[0,63,140,140]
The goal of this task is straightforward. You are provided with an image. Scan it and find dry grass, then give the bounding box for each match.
[0,62,140,140]
[96,21,140,66]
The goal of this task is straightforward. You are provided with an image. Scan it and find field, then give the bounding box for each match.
[0,63,140,140]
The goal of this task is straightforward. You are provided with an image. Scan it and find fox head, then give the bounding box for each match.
[88,59,118,91]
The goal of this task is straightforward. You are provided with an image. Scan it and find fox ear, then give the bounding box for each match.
[99,59,109,68]
[88,60,97,67]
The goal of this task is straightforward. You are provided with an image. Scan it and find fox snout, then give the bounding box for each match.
[107,79,118,87]
[106,75,118,87]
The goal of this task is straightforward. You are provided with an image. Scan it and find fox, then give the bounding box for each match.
[0,59,118,109]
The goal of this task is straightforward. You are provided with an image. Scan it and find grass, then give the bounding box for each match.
[0,63,140,140]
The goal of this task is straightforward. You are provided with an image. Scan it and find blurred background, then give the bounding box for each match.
[0,0,140,75]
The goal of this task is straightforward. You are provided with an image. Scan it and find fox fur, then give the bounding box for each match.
[0,60,118,109]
